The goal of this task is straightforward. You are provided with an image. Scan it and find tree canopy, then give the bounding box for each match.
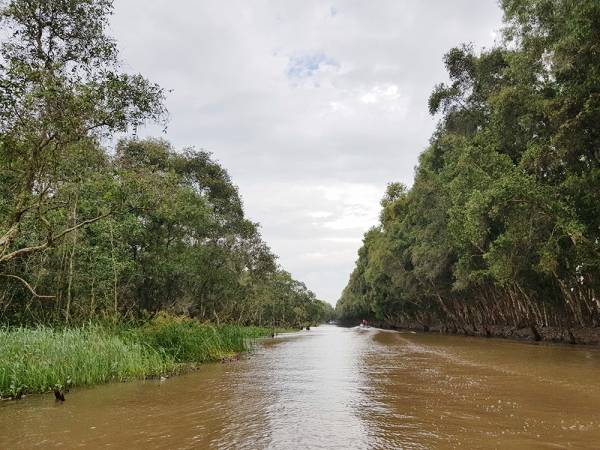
[0,0,330,327]
[337,0,600,335]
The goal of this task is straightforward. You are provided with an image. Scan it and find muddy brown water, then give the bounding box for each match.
[2,325,600,449]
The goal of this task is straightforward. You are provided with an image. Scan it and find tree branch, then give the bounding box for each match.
[53,211,112,242]
[0,211,112,264]
[0,274,56,299]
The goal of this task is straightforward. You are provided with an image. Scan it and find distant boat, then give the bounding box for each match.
[358,323,371,329]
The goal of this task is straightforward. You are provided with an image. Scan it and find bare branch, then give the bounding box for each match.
[0,222,21,255]
[0,211,112,264]
[0,197,42,254]
[0,241,52,264]
[53,211,112,242]
[0,274,56,299]
[38,213,52,232]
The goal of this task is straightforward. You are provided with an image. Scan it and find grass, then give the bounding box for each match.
[0,315,275,398]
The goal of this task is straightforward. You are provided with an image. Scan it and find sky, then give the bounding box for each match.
[109,0,504,305]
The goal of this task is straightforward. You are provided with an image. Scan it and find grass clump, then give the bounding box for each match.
[0,314,274,398]
[128,314,265,363]
[0,325,173,398]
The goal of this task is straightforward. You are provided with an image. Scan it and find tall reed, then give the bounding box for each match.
[128,316,266,363]
[0,318,272,398]
[0,325,173,398]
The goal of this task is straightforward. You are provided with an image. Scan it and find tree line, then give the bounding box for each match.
[0,0,332,327]
[337,0,600,336]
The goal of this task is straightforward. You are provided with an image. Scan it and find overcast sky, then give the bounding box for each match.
[110,0,504,305]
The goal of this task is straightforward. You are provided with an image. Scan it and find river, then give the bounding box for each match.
[1,325,600,449]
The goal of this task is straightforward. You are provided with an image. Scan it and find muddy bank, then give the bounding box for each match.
[384,322,600,345]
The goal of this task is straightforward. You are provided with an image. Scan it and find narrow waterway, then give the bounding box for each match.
[2,325,600,449]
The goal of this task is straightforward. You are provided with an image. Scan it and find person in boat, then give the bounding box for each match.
[361,319,367,327]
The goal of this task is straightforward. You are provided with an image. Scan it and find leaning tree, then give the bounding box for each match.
[0,0,167,297]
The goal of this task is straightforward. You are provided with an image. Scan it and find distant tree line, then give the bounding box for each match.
[0,0,332,327]
[337,0,600,335]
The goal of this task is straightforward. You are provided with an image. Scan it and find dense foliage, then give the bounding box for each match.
[337,0,600,335]
[0,0,331,327]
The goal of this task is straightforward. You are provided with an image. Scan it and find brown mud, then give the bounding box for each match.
[388,322,600,345]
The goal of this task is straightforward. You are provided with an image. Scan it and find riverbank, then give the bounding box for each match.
[386,322,600,345]
[0,314,278,399]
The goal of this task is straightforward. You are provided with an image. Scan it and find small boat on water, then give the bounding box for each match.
[357,319,371,329]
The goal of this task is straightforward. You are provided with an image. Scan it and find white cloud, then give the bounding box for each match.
[322,214,376,231]
[110,0,504,304]
[361,93,377,104]
[323,237,363,244]
[361,85,400,103]
[310,211,334,219]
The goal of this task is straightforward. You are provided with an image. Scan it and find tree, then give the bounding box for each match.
[0,0,167,296]
[339,0,600,333]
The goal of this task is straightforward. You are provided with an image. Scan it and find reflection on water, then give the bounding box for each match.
[2,325,600,449]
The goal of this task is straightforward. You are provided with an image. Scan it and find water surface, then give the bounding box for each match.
[2,325,600,449]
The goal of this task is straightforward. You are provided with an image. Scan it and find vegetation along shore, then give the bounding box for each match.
[336,0,600,346]
[0,0,333,399]
[0,316,284,400]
